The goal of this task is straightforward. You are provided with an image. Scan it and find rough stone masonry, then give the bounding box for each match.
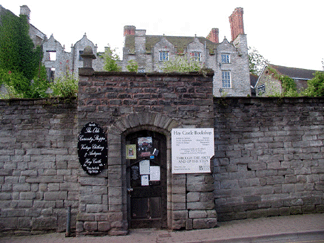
[0,48,323,236]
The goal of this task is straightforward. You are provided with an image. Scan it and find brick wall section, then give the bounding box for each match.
[0,99,78,235]
[213,97,324,221]
[77,70,216,235]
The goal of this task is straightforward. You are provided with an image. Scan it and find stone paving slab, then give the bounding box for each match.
[1,214,324,243]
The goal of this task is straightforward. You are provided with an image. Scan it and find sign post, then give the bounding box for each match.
[172,128,214,174]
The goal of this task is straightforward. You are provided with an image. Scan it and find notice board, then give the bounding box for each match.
[172,128,214,174]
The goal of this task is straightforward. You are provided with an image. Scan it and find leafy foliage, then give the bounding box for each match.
[126,60,138,72]
[103,45,122,72]
[0,12,42,81]
[0,11,47,98]
[301,71,324,97]
[279,75,298,97]
[162,56,204,73]
[49,74,78,98]
[29,65,51,98]
[248,46,269,75]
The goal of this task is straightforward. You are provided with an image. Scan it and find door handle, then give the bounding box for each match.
[127,188,133,194]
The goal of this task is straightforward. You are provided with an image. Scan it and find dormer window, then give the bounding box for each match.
[190,52,201,61]
[221,54,230,63]
[159,51,169,61]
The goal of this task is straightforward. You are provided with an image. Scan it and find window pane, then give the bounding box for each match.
[221,54,229,63]
[159,51,169,61]
[222,71,231,88]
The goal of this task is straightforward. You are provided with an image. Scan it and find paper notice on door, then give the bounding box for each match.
[150,166,160,181]
[141,175,149,186]
[139,160,150,175]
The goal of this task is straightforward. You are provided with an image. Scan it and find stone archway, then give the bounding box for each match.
[105,113,180,230]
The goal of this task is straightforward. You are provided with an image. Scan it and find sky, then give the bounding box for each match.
[2,0,324,71]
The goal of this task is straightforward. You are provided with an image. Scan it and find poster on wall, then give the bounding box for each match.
[150,166,160,181]
[78,122,108,175]
[139,160,150,175]
[141,175,149,186]
[138,137,153,157]
[126,144,136,159]
[171,128,214,174]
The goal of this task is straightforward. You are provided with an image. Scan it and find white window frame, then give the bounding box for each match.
[222,71,231,88]
[159,51,169,61]
[221,54,230,64]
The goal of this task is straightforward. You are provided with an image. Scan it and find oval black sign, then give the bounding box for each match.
[78,122,107,175]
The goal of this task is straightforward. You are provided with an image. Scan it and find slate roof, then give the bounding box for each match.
[268,64,318,80]
[124,35,218,54]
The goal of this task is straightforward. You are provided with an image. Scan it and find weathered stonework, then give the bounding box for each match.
[0,60,323,236]
[76,54,216,234]
[213,97,324,221]
[0,98,78,235]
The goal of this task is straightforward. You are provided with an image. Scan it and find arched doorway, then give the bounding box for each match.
[124,130,167,228]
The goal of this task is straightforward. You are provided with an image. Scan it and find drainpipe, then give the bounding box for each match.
[65,206,71,237]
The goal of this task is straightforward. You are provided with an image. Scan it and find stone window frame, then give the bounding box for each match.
[222,71,231,88]
[190,51,202,62]
[221,53,230,64]
[46,50,57,61]
[159,51,169,61]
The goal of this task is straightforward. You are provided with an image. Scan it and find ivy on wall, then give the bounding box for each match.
[0,12,48,98]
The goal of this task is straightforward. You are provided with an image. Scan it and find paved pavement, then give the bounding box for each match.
[1,214,324,243]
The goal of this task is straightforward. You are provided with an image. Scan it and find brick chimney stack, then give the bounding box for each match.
[229,7,244,41]
[124,25,136,36]
[206,28,219,44]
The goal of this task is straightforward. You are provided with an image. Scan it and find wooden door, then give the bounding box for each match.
[125,130,167,228]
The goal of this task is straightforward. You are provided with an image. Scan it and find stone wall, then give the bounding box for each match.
[0,76,324,236]
[0,99,78,235]
[213,97,324,221]
[76,68,217,235]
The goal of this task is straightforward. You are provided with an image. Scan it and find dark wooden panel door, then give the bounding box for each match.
[126,130,167,228]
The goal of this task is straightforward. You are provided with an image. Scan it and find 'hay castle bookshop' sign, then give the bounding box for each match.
[172,128,214,174]
[78,122,108,175]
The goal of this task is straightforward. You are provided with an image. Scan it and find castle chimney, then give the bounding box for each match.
[229,7,244,41]
[206,28,219,43]
[124,25,136,36]
[20,5,31,22]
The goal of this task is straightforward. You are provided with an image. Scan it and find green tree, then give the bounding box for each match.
[50,74,78,98]
[103,45,122,72]
[301,71,324,97]
[126,60,138,72]
[279,75,298,97]
[248,46,269,75]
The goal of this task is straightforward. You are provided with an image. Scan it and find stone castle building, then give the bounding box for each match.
[42,33,104,81]
[0,5,250,96]
[121,7,250,97]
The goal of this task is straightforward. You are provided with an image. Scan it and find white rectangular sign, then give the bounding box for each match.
[172,128,214,174]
